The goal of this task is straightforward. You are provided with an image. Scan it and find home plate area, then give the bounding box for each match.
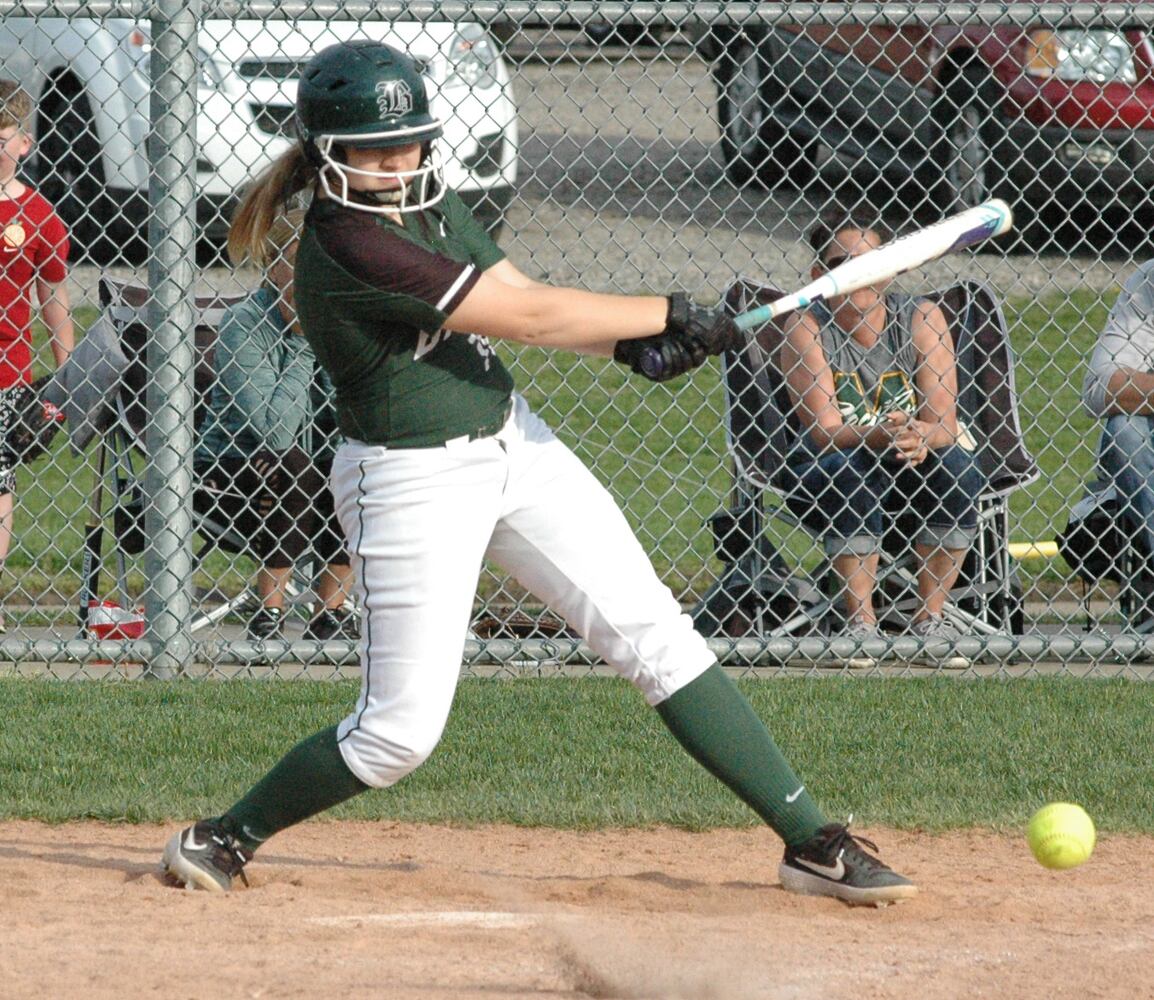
[1,820,1150,999]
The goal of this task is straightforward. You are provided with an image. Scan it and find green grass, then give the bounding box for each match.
[6,286,1121,607]
[1007,287,1115,589]
[504,343,732,592]
[1,675,1148,833]
[6,306,266,603]
[8,306,103,590]
[505,285,1119,595]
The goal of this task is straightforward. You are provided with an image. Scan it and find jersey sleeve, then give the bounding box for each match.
[440,190,506,271]
[313,205,481,326]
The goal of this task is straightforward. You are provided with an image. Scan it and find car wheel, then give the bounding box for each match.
[35,80,112,261]
[715,38,812,188]
[933,65,1008,210]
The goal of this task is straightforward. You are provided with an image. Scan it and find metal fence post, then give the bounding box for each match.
[142,0,201,678]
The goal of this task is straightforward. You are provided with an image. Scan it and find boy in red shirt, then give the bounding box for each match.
[0,80,75,632]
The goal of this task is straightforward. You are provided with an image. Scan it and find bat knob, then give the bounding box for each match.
[639,347,664,380]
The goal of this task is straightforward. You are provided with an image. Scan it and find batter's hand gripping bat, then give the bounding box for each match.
[640,198,1014,379]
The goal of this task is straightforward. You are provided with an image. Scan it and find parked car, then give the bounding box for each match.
[584,23,667,47]
[0,19,519,258]
[697,19,1154,220]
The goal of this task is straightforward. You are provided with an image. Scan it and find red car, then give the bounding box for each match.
[699,17,1154,219]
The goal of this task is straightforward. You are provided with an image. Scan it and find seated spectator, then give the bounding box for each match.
[196,209,357,641]
[1081,259,1154,618]
[777,211,984,659]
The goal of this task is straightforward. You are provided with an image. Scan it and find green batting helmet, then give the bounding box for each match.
[296,40,443,152]
[296,40,446,214]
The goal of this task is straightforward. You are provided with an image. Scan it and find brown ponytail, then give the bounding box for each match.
[227,146,315,267]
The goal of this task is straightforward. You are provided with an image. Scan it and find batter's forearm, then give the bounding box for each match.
[571,340,618,358]
[447,275,669,349]
[509,287,670,349]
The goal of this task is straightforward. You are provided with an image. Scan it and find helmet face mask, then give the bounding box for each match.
[296,40,446,214]
[314,136,446,214]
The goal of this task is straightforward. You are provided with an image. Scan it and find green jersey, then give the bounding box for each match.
[295,190,514,448]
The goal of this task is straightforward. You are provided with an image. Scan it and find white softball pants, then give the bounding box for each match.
[329,394,715,789]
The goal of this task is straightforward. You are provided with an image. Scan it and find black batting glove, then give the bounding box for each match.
[611,293,739,383]
[664,292,743,357]
[613,332,707,382]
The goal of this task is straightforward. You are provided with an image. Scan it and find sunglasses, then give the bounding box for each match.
[823,253,854,270]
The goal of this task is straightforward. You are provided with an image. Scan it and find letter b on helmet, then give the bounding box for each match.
[296,40,442,154]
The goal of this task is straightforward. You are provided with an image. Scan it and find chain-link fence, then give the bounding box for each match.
[1,2,1153,676]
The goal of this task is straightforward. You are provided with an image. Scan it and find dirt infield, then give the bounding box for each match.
[1,820,1150,999]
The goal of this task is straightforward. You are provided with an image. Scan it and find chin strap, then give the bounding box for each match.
[361,188,405,207]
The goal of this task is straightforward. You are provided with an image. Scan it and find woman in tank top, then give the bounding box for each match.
[779,211,984,666]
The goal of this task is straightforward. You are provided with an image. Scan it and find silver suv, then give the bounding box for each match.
[0,18,519,258]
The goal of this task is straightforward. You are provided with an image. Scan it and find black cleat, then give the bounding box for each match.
[247,606,284,641]
[245,604,283,645]
[779,819,917,907]
[302,607,360,641]
[162,819,253,892]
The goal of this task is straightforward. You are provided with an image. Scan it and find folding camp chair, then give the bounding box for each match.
[78,277,316,636]
[1058,478,1154,633]
[692,276,1040,639]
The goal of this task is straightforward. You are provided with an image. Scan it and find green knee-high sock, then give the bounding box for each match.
[656,664,827,847]
[219,725,370,851]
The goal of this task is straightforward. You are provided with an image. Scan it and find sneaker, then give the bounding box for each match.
[779,820,917,907]
[302,607,360,641]
[247,606,284,641]
[909,614,970,669]
[161,819,253,892]
[833,618,884,669]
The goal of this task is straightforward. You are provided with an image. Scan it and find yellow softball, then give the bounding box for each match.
[1027,802,1096,870]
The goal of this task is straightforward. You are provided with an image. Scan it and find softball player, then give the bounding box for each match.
[161,40,915,906]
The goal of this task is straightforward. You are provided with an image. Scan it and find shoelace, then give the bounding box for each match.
[822,814,882,862]
[913,614,956,638]
[209,830,252,888]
